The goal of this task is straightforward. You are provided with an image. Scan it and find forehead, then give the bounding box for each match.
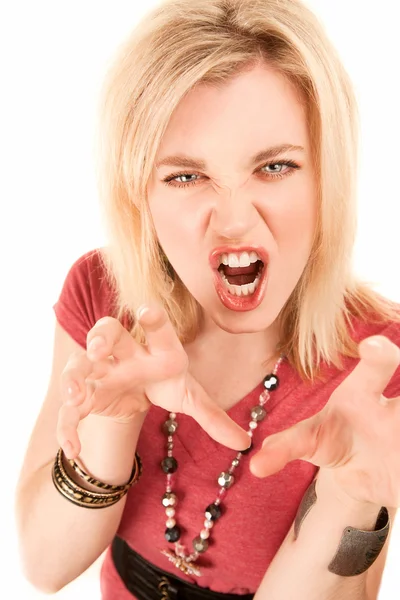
[157,64,309,165]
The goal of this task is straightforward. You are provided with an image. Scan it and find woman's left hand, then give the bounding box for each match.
[250,335,400,508]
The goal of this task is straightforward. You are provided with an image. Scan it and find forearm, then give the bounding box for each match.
[16,411,146,593]
[254,469,384,600]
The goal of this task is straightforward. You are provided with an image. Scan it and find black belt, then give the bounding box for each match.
[111,536,255,600]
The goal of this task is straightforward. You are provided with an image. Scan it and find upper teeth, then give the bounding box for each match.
[220,251,261,268]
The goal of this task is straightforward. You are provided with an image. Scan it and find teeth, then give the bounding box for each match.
[249,251,258,264]
[220,251,261,268]
[228,254,240,268]
[239,252,250,267]
[219,272,261,296]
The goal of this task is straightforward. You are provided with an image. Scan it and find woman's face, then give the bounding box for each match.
[147,62,317,334]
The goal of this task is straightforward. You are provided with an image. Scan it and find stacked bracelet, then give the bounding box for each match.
[52,448,142,509]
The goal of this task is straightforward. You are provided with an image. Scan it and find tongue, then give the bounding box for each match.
[223,264,257,276]
[220,262,260,286]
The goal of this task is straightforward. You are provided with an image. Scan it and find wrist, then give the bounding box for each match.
[83,408,149,428]
[316,468,382,526]
[75,411,146,487]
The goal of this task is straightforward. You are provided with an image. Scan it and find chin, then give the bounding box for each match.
[209,307,277,335]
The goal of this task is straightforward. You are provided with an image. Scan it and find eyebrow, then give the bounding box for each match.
[155,144,305,170]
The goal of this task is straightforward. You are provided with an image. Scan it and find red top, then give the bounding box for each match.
[54,250,400,599]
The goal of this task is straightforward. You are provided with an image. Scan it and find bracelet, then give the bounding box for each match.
[294,479,391,577]
[66,449,141,492]
[328,506,390,576]
[53,450,126,508]
[52,449,142,509]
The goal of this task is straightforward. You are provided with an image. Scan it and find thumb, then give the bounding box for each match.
[250,415,322,478]
[184,374,252,452]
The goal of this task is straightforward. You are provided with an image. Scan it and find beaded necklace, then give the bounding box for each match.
[159,354,285,576]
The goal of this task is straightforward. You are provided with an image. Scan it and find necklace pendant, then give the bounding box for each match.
[161,548,202,577]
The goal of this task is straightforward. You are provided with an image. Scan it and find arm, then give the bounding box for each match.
[15,322,146,593]
[254,468,394,600]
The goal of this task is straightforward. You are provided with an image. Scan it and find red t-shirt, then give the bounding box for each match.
[53,250,400,599]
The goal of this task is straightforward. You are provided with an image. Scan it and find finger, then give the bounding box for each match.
[344,336,400,398]
[87,316,144,362]
[57,380,96,458]
[57,403,82,459]
[183,378,251,451]
[249,415,322,478]
[61,351,94,406]
[137,304,184,355]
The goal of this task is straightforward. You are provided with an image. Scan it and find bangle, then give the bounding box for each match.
[67,450,142,492]
[52,449,142,509]
[328,506,390,576]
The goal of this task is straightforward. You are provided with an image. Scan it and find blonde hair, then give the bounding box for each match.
[95,0,400,381]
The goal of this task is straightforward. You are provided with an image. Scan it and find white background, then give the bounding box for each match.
[1,1,399,598]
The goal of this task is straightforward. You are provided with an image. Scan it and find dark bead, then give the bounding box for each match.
[263,373,279,391]
[161,457,178,474]
[241,440,253,455]
[193,536,209,553]
[165,525,181,542]
[205,503,222,521]
[163,419,178,435]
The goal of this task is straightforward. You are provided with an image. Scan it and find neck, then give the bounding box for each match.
[186,312,281,368]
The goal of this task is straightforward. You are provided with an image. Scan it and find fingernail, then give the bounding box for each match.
[67,382,79,397]
[137,305,149,320]
[88,336,105,353]
[366,338,382,349]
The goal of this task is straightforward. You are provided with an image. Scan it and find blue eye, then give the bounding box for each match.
[162,159,300,188]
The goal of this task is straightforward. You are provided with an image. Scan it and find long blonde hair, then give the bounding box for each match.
[94,0,400,381]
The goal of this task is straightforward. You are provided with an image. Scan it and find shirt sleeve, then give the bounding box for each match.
[53,249,116,349]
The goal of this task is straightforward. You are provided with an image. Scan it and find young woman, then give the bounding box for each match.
[15,1,400,599]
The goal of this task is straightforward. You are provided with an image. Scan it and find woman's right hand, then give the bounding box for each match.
[57,305,250,459]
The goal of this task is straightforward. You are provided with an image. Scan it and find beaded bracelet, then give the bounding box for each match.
[52,449,142,509]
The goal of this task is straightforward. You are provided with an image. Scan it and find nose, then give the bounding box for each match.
[209,187,259,240]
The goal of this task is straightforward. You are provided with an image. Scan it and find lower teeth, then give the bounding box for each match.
[220,273,260,297]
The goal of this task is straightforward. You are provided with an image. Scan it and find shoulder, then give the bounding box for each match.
[350,300,400,397]
[350,299,400,344]
[53,248,118,348]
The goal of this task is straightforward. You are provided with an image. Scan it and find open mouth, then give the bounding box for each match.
[210,247,269,312]
[217,251,264,297]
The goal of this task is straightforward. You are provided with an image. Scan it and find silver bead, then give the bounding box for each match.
[193,536,209,553]
[169,412,177,419]
[204,519,214,529]
[165,507,175,518]
[249,421,258,430]
[218,471,235,489]
[232,458,240,468]
[162,492,177,507]
[251,405,267,421]
[164,419,179,434]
